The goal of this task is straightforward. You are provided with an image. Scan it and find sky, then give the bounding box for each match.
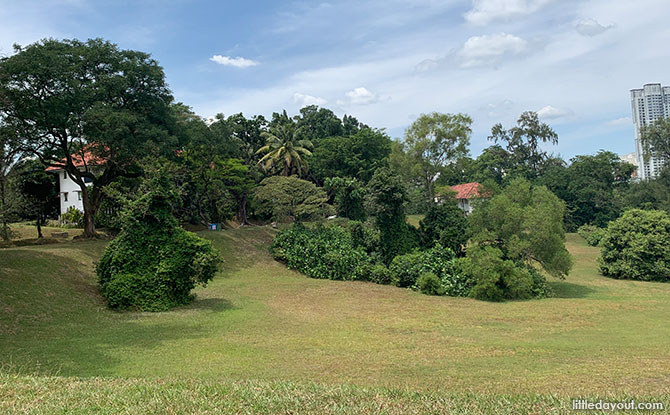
[1,0,669,159]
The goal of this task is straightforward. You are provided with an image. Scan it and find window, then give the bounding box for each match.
[77,192,82,201]
[63,192,68,202]
[63,171,67,180]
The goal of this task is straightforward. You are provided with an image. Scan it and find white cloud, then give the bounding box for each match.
[464,0,555,25]
[458,33,528,68]
[485,99,514,117]
[292,92,327,107]
[537,105,573,119]
[338,87,382,105]
[209,55,259,68]
[575,18,614,37]
[605,117,631,127]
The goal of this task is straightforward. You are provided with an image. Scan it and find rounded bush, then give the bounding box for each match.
[599,209,670,281]
[389,252,424,288]
[97,183,220,311]
[417,272,443,295]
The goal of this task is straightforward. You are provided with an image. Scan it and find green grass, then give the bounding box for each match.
[1,228,670,412]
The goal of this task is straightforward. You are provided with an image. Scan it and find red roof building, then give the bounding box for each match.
[45,147,106,172]
[437,182,489,215]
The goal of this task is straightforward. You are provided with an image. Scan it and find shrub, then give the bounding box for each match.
[96,180,221,311]
[577,224,606,246]
[348,221,380,254]
[417,272,443,295]
[368,263,392,285]
[388,244,471,296]
[61,206,84,228]
[271,224,370,281]
[462,247,535,302]
[419,201,468,254]
[389,252,424,288]
[599,209,670,281]
[253,176,334,222]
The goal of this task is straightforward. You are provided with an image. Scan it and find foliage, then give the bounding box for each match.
[469,178,573,279]
[541,151,635,230]
[253,176,334,222]
[623,167,670,212]
[403,112,472,201]
[460,247,535,302]
[96,178,220,311]
[0,38,176,237]
[417,272,443,295]
[488,111,559,180]
[366,167,418,263]
[577,224,606,247]
[389,244,471,296]
[419,200,468,254]
[257,112,313,177]
[599,209,670,281]
[324,177,367,221]
[641,116,670,162]
[61,206,85,228]
[367,263,392,285]
[311,128,391,183]
[270,224,370,281]
[347,220,380,254]
[10,158,58,237]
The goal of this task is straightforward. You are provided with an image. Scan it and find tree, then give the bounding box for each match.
[488,111,559,180]
[324,177,366,221]
[0,38,175,237]
[366,167,418,264]
[295,105,344,142]
[12,159,58,238]
[469,178,573,278]
[311,128,392,184]
[419,200,468,254]
[623,167,670,212]
[599,209,670,281]
[253,176,334,222]
[641,117,670,163]
[541,151,635,230]
[0,128,19,240]
[256,119,313,177]
[403,112,472,202]
[96,175,220,311]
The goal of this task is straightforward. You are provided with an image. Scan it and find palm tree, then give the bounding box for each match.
[256,122,313,176]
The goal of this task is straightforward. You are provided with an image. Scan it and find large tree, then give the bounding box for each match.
[488,111,559,180]
[0,38,175,237]
[403,112,472,202]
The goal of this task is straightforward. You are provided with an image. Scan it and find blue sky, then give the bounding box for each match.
[2,0,669,159]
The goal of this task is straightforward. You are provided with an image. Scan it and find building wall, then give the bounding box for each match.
[631,83,669,179]
[54,169,92,215]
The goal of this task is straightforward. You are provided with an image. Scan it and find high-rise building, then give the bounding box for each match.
[631,83,669,179]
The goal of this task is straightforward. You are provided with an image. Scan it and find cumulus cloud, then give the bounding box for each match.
[537,105,573,119]
[575,18,614,37]
[210,55,259,68]
[458,33,528,68]
[465,0,555,25]
[337,87,382,105]
[292,92,327,107]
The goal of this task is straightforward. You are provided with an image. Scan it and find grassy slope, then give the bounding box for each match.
[1,228,670,413]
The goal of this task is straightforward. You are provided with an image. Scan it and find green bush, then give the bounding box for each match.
[388,244,472,296]
[417,272,443,295]
[60,206,84,228]
[577,224,606,246]
[348,221,380,254]
[419,202,468,254]
[96,180,221,311]
[389,252,424,288]
[461,247,536,302]
[368,263,392,285]
[271,224,370,281]
[599,209,670,281]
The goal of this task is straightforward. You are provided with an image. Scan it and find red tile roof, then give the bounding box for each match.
[45,147,107,171]
[449,182,485,200]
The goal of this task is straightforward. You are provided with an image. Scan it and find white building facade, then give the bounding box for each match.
[51,169,90,215]
[631,83,669,179]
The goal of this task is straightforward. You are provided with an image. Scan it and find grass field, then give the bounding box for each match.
[1,227,670,413]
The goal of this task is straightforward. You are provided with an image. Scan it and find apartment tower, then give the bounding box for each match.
[631,83,669,179]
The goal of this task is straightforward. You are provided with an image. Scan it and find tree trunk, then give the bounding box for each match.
[0,177,8,241]
[36,209,43,239]
[237,193,249,226]
[79,184,97,238]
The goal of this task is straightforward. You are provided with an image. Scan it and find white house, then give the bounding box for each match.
[46,148,103,216]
